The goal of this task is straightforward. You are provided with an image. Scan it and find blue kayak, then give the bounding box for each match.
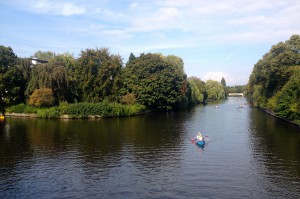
[191,137,205,146]
[196,140,205,146]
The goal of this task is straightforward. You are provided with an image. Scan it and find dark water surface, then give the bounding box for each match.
[0,98,299,199]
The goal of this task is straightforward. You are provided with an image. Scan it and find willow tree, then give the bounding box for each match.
[50,53,78,102]
[26,62,68,103]
[206,80,225,100]
[187,76,206,104]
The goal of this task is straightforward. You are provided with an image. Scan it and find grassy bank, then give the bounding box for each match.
[6,102,146,119]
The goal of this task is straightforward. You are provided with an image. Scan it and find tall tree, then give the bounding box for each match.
[268,67,300,122]
[76,48,123,102]
[122,53,184,110]
[187,76,206,104]
[247,34,300,107]
[50,53,78,102]
[0,46,24,113]
[26,62,68,103]
[206,80,225,100]
[221,77,226,87]
[127,52,136,65]
[31,50,56,61]
[16,58,32,103]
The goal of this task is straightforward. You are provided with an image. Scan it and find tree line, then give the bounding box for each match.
[0,46,227,115]
[247,34,300,125]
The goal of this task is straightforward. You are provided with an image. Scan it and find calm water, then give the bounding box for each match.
[0,98,299,199]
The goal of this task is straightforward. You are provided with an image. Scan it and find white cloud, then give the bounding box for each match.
[32,0,86,16]
[2,0,300,85]
[203,72,228,82]
[129,3,138,9]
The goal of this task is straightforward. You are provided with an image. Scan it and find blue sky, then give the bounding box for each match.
[1,0,299,85]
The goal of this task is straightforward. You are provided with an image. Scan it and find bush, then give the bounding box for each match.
[65,102,146,118]
[6,104,37,114]
[6,104,27,113]
[120,93,136,105]
[29,88,55,107]
[24,106,37,114]
[58,101,69,115]
[6,102,146,118]
[37,107,60,119]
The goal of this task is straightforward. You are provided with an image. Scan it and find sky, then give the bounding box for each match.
[1,0,299,85]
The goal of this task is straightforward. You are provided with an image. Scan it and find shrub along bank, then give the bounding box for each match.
[6,102,146,119]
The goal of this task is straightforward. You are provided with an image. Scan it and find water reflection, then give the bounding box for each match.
[0,99,299,198]
[248,108,300,197]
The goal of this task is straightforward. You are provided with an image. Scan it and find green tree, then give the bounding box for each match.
[76,48,123,102]
[187,79,202,104]
[127,52,136,65]
[122,53,184,110]
[226,85,246,93]
[187,76,206,104]
[50,53,78,102]
[0,46,24,114]
[221,77,226,87]
[206,80,225,100]
[31,50,56,61]
[268,67,300,124]
[247,35,300,107]
[15,58,32,103]
[26,62,68,103]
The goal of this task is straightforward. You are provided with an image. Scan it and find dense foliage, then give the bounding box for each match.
[28,88,55,107]
[187,76,207,104]
[76,48,122,102]
[247,35,300,124]
[226,85,246,94]
[121,53,186,110]
[7,102,146,118]
[1,45,227,117]
[0,46,24,114]
[206,80,225,100]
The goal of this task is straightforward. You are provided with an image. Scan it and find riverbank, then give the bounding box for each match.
[5,103,147,119]
[260,107,300,127]
[5,113,107,119]
[5,109,153,119]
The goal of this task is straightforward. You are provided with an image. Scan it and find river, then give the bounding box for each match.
[0,97,299,199]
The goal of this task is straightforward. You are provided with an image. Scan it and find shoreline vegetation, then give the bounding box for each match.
[246,35,300,126]
[1,46,228,119]
[1,35,299,125]
[5,103,147,119]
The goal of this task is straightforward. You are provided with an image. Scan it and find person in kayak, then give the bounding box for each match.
[196,132,204,141]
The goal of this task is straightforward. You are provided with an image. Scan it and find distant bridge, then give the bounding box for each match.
[228,93,244,97]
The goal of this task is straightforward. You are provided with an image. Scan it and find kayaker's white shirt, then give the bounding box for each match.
[197,135,203,141]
